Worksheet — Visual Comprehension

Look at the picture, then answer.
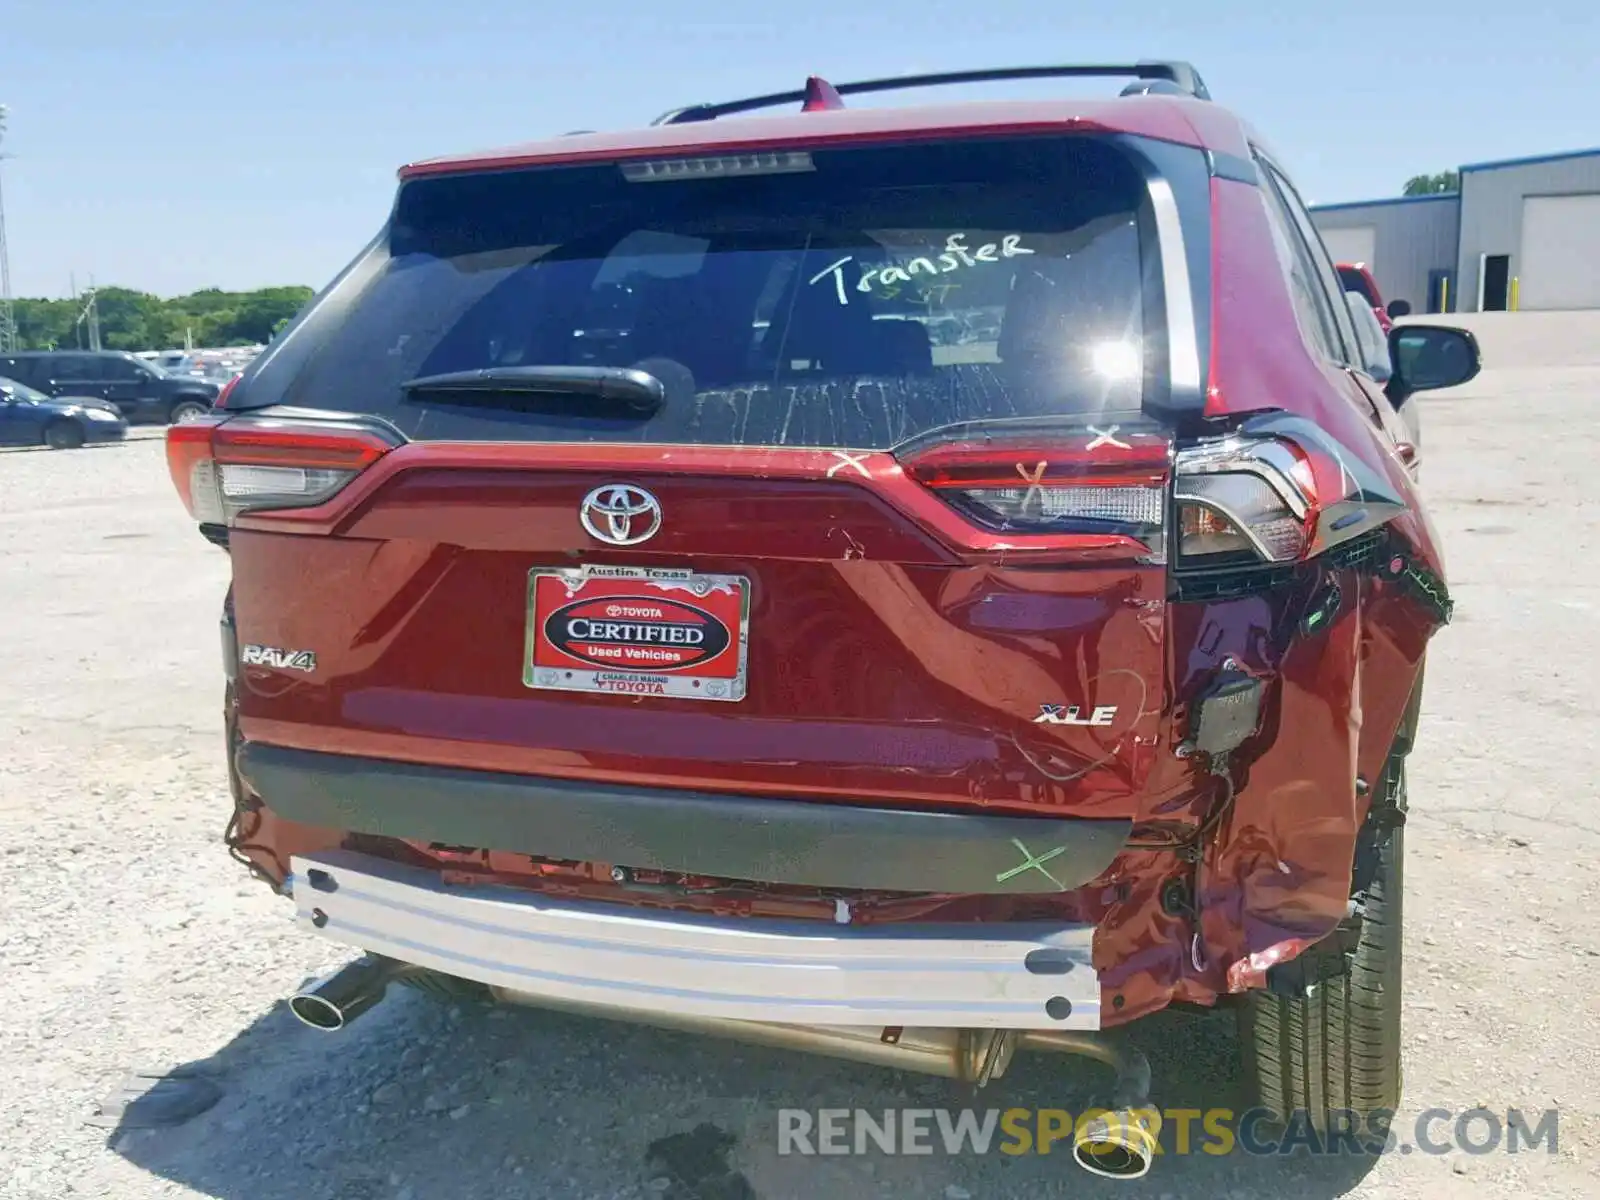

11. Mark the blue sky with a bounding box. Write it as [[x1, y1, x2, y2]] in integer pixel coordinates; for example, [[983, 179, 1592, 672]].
[[3, 0, 1595, 298]]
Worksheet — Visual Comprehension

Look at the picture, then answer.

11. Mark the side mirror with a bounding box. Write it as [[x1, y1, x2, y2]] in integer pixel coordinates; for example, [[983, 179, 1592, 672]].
[[1386, 299, 1413, 320], [1386, 324, 1481, 403]]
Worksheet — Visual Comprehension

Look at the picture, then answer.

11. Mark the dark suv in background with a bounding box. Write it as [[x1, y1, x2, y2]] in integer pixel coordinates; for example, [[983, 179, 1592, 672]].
[[0, 350, 219, 425]]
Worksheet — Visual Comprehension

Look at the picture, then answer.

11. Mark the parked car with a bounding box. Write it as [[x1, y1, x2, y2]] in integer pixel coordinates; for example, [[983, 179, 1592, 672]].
[[165, 62, 1481, 1178], [1336, 262, 1412, 332], [0, 373, 128, 448], [0, 350, 219, 425], [1340, 291, 1427, 463], [148, 351, 257, 387]]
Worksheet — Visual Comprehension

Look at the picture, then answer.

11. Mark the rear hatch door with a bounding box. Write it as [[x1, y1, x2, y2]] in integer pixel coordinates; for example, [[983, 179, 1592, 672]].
[[222, 133, 1181, 817]]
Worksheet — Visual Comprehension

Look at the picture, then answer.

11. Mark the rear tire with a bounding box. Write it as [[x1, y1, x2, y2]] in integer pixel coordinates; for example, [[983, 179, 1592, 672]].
[[44, 421, 85, 450], [168, 399, 211, 425], [1239, 771, 1405, 1132]]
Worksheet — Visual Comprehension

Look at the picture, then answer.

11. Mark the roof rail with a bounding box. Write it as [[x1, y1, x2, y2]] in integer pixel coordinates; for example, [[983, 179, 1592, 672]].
[[652, 61, 1210, 125]]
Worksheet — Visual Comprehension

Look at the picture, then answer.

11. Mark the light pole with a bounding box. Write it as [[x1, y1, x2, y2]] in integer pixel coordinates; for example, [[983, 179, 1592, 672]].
[[0, 105, 15, 352]]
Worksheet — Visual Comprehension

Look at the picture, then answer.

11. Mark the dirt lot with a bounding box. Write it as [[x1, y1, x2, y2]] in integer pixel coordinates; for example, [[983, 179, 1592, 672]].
[[3, 321, 1598, 1199]]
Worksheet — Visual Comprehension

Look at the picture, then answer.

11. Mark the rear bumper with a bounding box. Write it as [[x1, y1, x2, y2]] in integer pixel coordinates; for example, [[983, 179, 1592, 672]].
[[291, 849, 1103, 1029], [241, 743, 1132, 896]]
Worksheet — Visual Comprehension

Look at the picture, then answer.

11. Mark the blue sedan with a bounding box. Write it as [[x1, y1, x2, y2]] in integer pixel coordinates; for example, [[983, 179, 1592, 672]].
[[0, 373, 128, 449]]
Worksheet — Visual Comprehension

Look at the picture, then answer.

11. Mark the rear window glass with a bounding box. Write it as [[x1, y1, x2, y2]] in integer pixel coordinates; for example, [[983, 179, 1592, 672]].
[[1337, 265, 1378, 306], [0, 357, 39, 384], [273, 137, 1166, 448]]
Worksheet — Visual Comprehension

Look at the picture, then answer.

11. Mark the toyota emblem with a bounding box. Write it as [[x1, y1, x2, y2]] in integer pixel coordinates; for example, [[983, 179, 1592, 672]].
[[579, 484, 663, 546]]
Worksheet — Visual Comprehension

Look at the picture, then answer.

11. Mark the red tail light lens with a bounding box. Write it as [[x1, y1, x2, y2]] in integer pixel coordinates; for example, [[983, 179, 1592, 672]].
[[899, 425, 1172, 557], [166, 415, 228, 520], [165, 415, 399, 524]]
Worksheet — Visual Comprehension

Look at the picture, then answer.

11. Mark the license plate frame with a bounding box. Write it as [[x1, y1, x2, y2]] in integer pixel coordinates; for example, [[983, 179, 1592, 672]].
[[524, 565, 750, 702]]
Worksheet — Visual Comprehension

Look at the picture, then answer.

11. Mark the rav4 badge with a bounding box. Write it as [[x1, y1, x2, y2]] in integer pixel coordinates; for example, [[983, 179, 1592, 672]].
[[241, 645, 317, 673]]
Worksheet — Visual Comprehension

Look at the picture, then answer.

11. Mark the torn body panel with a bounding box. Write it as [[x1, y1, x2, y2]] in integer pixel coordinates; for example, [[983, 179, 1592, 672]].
[[1089, 543, 1440, 1020], [228, 533, 1445, 1027]]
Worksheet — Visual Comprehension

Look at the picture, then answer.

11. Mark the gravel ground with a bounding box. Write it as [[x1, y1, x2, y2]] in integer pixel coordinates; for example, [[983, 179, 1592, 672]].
[[2, 340, 1598, 1200]]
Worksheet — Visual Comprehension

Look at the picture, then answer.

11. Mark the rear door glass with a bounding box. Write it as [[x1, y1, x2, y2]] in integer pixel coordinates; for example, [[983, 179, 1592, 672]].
[[1337, 265, 1378, 307], [100, 356, 149, 383], [47, 356, 102, 383], [278, 137, 1166, 449]]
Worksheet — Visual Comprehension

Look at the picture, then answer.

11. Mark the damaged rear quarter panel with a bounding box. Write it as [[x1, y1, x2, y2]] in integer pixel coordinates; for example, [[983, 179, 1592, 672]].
[[1197, 578, 1367, 994], [1096, 559, 1438, 1022], [1096, 170, 1448, 1013], [1094, 169, 1450, 1021]]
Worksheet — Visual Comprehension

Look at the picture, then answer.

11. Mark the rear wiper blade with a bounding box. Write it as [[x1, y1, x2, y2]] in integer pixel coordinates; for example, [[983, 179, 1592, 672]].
[[401, 366, 664, 413]]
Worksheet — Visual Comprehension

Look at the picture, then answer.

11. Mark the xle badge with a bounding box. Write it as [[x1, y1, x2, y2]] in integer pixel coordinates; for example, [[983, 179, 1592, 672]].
[[1034, 704, 1117, 727]]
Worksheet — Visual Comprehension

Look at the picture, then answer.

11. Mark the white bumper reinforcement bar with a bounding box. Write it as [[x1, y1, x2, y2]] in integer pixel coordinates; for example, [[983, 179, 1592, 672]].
[[290, 850, 1103, 1030]]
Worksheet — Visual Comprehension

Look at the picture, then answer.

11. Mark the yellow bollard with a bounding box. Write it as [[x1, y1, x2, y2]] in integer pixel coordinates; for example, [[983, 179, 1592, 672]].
[[1510, 276, 1520, 311], [1440, 277, 1450, 314]]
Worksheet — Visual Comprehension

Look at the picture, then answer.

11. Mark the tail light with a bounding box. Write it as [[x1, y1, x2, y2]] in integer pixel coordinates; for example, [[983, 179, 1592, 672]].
[[898, 422, 1172, 558], [1173, 436, 1311, 564], [1172, 416, 1407, 569], [166, 414, 400, 525], [896, 414, 1406, 571]]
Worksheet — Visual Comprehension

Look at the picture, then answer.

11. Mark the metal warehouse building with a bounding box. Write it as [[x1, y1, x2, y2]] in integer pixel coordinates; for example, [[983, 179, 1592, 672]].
[[1312, 194, 1460, 315], [1310, 146, 1600, 314]]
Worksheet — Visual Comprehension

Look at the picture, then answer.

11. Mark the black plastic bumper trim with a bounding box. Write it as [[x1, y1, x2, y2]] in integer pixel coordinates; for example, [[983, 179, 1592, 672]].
[[239, 743, 1132, 896]]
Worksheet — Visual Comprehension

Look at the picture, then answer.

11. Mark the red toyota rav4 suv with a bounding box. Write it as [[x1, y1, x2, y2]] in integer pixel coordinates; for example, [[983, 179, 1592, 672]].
[[168, 63, 1479, 1178]]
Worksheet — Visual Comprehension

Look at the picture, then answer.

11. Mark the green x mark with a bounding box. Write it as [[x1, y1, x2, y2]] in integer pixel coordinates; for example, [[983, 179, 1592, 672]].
[[995, 838, 1070, 889]]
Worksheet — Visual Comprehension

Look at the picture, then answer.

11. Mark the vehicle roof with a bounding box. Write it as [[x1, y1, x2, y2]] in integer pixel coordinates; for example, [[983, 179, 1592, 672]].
[[10, 348, 127, 356], [400, 94, 1255, 180]]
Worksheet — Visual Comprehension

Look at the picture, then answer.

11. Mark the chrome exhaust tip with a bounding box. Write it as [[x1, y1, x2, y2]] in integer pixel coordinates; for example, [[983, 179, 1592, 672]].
[[287, 990, 349, 1031], [288, 954, 411, 1032], [1071, 1109, 1160, 1180], [1020, 1031, 1159, 1180]]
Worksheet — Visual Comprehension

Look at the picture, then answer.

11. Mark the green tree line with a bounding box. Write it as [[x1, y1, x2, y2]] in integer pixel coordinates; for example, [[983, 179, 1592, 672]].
[[10, 285, 315, 351], [1403, 171, 1459, 196]]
